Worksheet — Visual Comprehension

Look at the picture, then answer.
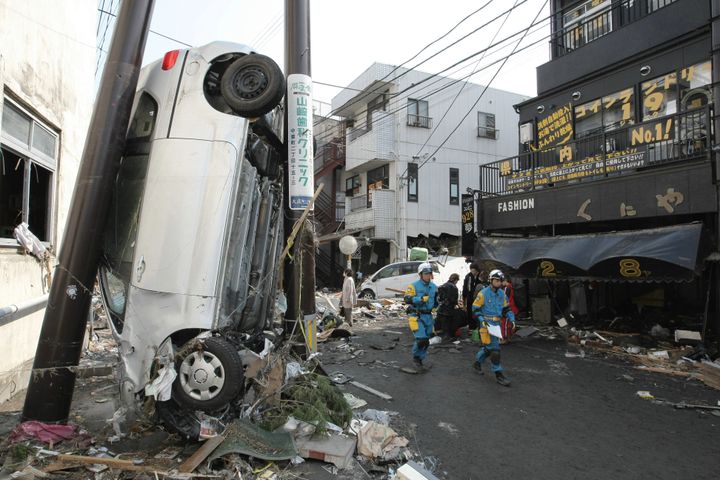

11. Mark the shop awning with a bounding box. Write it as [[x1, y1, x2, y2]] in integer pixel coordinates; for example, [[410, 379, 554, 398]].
[[475, 223, 704, 282]]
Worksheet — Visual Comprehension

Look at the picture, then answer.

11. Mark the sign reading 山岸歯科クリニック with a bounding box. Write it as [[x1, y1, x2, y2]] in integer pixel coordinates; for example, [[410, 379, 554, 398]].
[[288, 74, 314, 210]]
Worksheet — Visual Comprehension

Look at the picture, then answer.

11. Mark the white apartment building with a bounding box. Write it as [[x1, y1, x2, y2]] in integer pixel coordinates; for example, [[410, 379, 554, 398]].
[[0, 0, 95, 402], [331, 63, 527, 271]]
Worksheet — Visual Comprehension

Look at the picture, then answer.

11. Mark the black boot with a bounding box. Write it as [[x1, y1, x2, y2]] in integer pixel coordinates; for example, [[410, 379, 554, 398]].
[[473, 362, 483, 375], [413, 357, 423, 370], [495, 371, 511, 386]]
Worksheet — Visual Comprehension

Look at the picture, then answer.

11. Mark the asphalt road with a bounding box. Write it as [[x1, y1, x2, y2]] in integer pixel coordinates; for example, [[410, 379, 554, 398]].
[[1, 315, 717, 480], [318, 314, 720, 480]]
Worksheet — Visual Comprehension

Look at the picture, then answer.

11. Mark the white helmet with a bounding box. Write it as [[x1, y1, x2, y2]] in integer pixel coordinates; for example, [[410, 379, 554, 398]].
[[418, 262, 433, 274], [489, 269, 505, 281]]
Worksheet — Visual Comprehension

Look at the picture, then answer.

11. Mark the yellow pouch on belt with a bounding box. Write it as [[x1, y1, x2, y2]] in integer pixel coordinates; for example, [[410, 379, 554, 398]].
[[479, 326, 491, 345], [408, 316, 419, 332]]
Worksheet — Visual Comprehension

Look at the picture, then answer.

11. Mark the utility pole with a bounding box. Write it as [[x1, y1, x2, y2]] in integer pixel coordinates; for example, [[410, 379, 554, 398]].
[[22, 0, 155, 423], [284, 0, 317, 352]]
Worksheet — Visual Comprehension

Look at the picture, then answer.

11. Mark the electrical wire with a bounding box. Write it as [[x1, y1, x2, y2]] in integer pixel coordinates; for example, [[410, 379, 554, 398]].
[[313, 0, 532, 131], [312, 9, 551, 139], [312, 17, 550, 145], [313, 0, 600, 141], [95, 0, 116, 76], [414, 0, 549, 177], [254, 15, 284, 51], [97, 7, 193, 48], [414, 0, 522, 157]]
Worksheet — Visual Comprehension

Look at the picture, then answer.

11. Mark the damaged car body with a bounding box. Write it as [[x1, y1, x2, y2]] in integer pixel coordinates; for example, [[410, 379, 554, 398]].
[[98, 42, 286, 438]]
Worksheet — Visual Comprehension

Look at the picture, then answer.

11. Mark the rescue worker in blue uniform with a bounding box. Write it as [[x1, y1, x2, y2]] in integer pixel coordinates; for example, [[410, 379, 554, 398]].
[[404, 262, 438, 371], [472, 269, 515, 386]]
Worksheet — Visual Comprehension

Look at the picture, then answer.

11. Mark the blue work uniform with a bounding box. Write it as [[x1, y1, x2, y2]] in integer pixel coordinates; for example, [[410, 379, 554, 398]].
[[472, 285, 515, 373], [404, 279, 438, 361]]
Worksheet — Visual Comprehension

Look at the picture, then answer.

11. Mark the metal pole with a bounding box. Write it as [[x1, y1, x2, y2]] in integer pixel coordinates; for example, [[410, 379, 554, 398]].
[[284, 0, 316, 348], [22, 0, 155, 423], [712, 0, 720, 336]]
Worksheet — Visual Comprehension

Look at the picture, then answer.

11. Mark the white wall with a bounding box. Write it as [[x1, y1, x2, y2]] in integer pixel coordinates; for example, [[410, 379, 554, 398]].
[[0, 0, 95, 402], [334, 64, 527, 257]]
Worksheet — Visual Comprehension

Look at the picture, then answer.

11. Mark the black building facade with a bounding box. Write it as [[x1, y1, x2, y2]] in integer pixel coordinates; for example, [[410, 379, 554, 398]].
[[476, 0, 720, 333]]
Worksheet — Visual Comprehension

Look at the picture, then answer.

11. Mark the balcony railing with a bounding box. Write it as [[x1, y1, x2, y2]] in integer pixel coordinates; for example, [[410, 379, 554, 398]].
[[407, 114, 432, 128], [554, 0, 677, 56], [480, 107, 710, 197], [349, 194, 368, 212]]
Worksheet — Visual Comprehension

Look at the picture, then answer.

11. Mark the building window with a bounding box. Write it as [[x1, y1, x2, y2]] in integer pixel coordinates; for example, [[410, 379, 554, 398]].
[[477, 112, 497, 139], [345, 175, 361, 197], [562, 0, 613, 51], [366, 92, 388, 130], [407, 99, 430, 128], [679, 61, 712, 111], [367, 164, 389, 208], [449, 168, 459, 205], [1, 98, 58, 242], [642, 71, 678, 121], [575, 88, 635, 138], [407, 162, 418, 202]]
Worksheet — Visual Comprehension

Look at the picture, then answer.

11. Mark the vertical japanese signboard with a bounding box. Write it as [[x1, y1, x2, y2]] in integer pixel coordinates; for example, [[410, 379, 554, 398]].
[[461, 194, 475, 256], [288, 74, 314, 210]]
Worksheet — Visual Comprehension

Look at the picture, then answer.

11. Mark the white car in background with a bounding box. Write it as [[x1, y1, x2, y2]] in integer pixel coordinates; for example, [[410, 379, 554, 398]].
[[359, 257, 470, 299]]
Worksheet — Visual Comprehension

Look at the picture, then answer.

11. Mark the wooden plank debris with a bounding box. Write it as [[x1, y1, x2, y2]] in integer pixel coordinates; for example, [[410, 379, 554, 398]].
[[350, 380, 392, 401], [178, 434, 226, 473]]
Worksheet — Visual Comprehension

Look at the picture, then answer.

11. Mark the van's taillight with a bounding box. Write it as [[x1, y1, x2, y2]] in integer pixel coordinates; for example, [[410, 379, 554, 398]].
[[162, 50, 180, 70]]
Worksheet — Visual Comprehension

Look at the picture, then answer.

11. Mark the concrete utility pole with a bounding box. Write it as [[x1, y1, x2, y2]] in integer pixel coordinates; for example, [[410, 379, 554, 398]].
[[284, 0, 317, 351], [712, 0, 720, 336], [22, 0, 155, 423]]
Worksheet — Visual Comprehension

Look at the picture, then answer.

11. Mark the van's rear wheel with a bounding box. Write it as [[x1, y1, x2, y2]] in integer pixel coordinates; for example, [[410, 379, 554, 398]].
[[220, 54, 285, 118], [172, 337, 243, 411]]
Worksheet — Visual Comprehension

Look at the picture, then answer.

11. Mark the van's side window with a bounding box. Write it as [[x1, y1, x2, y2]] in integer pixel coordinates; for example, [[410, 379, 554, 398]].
[[99, 92, 158, 333], [376, 265, 400, 279]]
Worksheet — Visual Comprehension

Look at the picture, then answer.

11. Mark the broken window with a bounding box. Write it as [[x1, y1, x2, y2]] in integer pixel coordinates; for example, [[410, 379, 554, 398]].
[[0, 98, 58, 242]]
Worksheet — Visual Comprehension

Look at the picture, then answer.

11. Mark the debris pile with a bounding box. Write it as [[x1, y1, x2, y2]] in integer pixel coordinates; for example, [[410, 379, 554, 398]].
[[0, 318, 441, 479], [558, 323, 720, 391]]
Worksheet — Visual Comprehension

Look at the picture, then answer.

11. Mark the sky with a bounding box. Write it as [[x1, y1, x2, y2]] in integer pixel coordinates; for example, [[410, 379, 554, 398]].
[[97, 0, 551, 107]]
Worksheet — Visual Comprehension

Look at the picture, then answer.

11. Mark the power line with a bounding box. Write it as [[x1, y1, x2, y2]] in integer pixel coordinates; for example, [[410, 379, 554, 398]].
[[313, 7, 550, 138], [414, 0, 522, 157], [96, 0, 108, 37], [95, 0, 117, 76], [97, 7, 193, 48], [254, 15, 284, 51], [312, 0, 506, 131], [250, 12, 283, 46], [312, 16, 549, 144], [414, 0, 549, 176]]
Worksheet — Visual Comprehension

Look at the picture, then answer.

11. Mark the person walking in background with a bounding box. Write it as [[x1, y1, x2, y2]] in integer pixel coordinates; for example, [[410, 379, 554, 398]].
[[436, 273, 463, 341], [462, 263, 482, 330], [404, 262, 438, 371], [341, 268, 357, 326], [472, 269, 515, 386], [501, 274, 519, 341]]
